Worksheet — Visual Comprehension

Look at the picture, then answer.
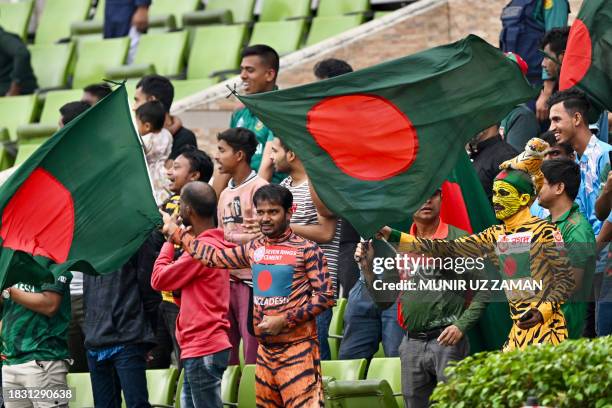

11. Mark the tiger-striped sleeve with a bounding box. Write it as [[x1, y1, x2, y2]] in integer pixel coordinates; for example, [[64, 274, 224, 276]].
[[397, 227, 498, 259], [534, 228, 575, 321], [285, 243, 335, 329], [170, 228, 252, 269]]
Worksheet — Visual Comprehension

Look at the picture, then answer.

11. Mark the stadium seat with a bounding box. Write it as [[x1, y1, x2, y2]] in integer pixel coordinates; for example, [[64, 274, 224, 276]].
[[306, 15, 364, 47], [29, 42, 75, 90], [149, 0, 201, 30], [186, 25, 247, 80], [374, 342, 385, 358], [16, 89, 82, 141], [171, 78, 219, 101], [249, 20, 306, 56], [183, 0, 255, 26], [147, 367, 179, 406], [0, 0, 34, 40], [0, 95, 38, 141], [67, 372, 95, 408], [72, 37, 129, 89], [325, 379, 399, 408], [106, 31, 188, 80], [35, 0, 91, 44], [317, 0, 370, 16], [71, 0, 105, 38], [367, 358, 403, 407], [321, 359, 367, 380], [235, 364, 256, 408], [259, 0, 310, 22], [14, 136, 49, 166], [329, 298, 347, 360], [221, 365, 241, 405], [375, 11, 393, 19]]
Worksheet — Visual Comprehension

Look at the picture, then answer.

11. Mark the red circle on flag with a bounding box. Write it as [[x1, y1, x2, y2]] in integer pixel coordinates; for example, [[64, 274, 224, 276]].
[[503, 257, 517, 277], [559, 18, 592, 90], [257, 270, 273, 292], [0, 168, 75, 263], [306, 94, 419, 181]]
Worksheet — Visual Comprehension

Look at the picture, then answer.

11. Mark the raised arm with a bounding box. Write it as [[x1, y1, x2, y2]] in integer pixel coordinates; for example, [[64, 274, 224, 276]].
[[170, 229, 252, 269], [395, 228, 497, 260]]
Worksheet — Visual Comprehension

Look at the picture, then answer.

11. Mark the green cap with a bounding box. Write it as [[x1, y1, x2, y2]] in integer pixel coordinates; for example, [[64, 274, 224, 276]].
[[494, 169, 534, 196]]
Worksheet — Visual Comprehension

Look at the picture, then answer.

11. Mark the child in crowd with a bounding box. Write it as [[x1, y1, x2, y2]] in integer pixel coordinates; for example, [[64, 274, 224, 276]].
[[135, 101, 173, 205]]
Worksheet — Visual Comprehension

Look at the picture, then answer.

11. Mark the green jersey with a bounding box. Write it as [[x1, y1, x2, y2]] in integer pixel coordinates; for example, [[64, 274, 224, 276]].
[[547, 203, 596, 338], [1, 272, 72, 364], [230, 107, 287, 183]]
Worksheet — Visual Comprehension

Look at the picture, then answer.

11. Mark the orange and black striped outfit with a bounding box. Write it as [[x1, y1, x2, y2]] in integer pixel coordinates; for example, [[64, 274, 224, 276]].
[[171, 227, 335, 407]]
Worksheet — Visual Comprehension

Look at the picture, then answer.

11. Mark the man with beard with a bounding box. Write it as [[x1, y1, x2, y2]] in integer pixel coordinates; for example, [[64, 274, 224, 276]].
[[161, 184, 334, 407]]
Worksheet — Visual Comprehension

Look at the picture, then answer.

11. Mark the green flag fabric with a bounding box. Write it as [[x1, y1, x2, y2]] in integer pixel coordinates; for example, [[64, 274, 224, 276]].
[[0, 85, 161, 288], [559, 0, 612, 111], [237, 35, 537, 237]]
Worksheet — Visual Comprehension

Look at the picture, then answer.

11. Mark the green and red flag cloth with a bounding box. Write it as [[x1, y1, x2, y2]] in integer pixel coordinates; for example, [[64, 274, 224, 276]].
[[559, 0, 612, 111], [0, 84, 161, 288], [237, 35, 537, 238]]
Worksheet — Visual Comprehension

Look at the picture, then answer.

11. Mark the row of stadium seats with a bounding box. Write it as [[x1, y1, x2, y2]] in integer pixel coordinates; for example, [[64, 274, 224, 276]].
[[67, 357, 403, 408], [0, 0, 372, 44]]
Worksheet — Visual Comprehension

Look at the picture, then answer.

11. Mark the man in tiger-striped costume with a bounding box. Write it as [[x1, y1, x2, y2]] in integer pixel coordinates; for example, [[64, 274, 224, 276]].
[[162, 184, 334, 407], [369, 169, 574, 351]]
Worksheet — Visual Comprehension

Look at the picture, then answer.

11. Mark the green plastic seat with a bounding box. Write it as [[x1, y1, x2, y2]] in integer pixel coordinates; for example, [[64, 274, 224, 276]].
[[16, 89, 82, 142], [147, 367, 180, 405], [259, 0, 310, 22], [325, 379, 399, 408], [0, 0, 34, 40], [367, 358, 403, 407], [149, 0, 200, 29], [187, 25, 247, 80], [0, 128, 14, 171], [67, 372, 95, 408], [221, 365, 241, 404], [107, 31, 188, 80], [236, 364, 256, 408], [14, 137, 48, 166], [28, 42, 75, 90], [171, 78, 219, 101], [306, 15, 364, 47], [249, 20, 305, 56], [329, 298, 347, 360], [0, 95, 38, 141], [207, 0, 255, 23], [321, 359, 367, 381], [317, 0, 370, 17], [72, 37, 129, 89], [35, 0, 91, 44]]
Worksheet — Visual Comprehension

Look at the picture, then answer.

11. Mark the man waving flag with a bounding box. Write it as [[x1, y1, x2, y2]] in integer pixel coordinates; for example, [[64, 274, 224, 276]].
[[236, 35, 537, 238], [0, 84, 161, 288]]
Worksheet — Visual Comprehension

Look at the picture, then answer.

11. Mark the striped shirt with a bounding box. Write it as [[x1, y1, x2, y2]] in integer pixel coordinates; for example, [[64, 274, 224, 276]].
[[280, 176, 340, 297], [171, 228, 335, 345]]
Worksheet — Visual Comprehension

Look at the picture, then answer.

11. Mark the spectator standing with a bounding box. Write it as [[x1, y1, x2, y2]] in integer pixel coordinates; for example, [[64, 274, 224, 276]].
[[152, 182, 233, 408], [104, 0, 150, 38], [538, 159, 596, 338], [537, 26, 570, 122], [149, 147, 214, 369], [134, 75, 198, 162], [161, 184, 335, 407], [135, 101, 172, 205], [0, 25, 37, 96], [366, 189, 486, 408], [83, 238, 162, 407], [1, 272, 73, 408], [270, 136, 339, 360], [548, 89, 612, 337], [213, 45, 283, 196], [469, 124, 519, 202], [215, 128, 268, 365]]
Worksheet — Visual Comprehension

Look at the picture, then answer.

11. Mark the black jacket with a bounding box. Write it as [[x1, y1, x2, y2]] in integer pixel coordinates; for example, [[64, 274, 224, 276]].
[[83, 233, 163, 350], [469, 135, 518, 202]]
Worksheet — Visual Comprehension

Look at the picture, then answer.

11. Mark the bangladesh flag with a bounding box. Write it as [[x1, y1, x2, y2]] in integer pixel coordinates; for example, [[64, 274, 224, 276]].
[[559, 0, 612, 111], [0, 85, 161, 288], [237, 35, 537, 238]]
